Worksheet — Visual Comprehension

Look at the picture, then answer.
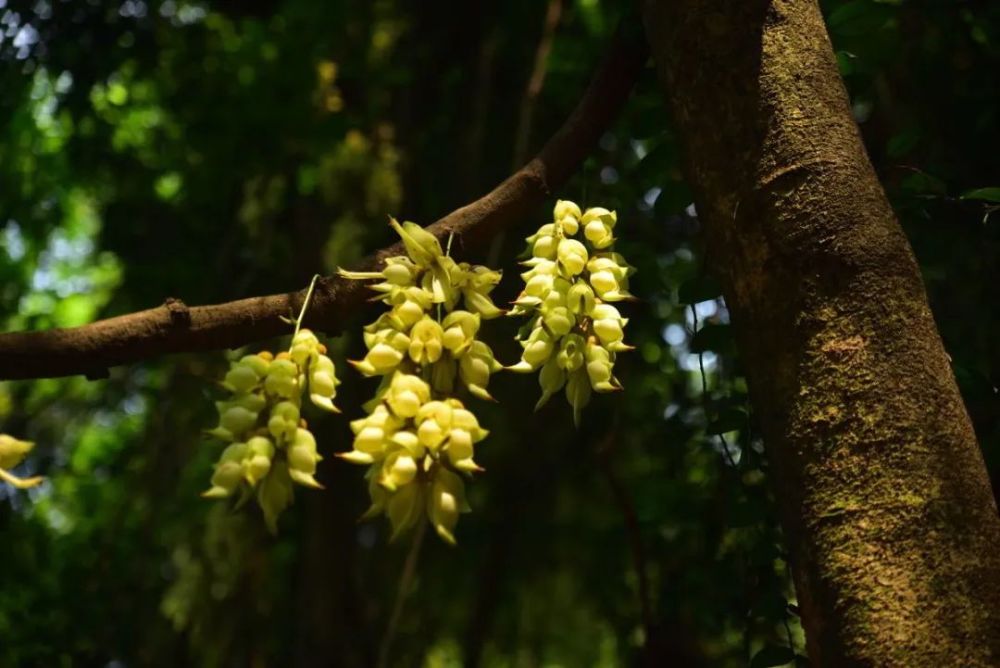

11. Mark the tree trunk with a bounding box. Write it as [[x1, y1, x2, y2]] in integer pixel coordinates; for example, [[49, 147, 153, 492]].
[[641, 1, 1000, 665]]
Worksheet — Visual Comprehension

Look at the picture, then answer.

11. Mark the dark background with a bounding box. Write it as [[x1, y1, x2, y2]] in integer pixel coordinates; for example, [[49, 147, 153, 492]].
[[1, 0, 997, 665]]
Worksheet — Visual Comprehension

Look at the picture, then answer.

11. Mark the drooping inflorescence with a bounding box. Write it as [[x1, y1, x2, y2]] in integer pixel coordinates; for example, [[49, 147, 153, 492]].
[[337, 219, 503, 543], [202, 328, 340, 532], [509, 200, 635, 425]]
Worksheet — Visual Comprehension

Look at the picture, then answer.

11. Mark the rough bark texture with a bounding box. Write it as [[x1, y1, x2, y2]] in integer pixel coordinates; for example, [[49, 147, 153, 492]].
[[642, 0, 1000, 665], [0, 25, 646, 381]]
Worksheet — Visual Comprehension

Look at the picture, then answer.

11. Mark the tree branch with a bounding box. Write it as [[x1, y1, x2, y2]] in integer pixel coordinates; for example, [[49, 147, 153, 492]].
[[0, 24, 647, 381]]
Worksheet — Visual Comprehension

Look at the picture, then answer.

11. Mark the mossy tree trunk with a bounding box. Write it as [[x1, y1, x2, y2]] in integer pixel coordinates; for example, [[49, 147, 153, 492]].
[[642, 0, 1000, 664]]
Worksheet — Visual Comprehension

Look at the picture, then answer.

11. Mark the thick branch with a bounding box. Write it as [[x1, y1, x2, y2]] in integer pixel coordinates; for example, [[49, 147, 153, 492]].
[[0, 25, 646, 381]]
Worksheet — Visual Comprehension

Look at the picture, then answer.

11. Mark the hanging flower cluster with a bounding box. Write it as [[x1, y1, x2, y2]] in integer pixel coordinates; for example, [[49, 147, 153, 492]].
[[509, 200, 635, 425], [339, 219, 504, 398], [340, 372, 488, 544], [202, 328, 340, 532], [337, 219, 502, 543]]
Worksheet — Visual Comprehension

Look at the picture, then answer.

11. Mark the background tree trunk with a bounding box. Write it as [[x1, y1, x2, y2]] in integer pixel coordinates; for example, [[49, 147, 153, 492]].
[[642, 0, 1000, 664]]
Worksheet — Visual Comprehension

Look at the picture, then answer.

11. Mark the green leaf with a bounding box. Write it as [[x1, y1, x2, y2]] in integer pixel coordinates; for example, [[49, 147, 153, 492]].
[[835, 50, 855, 76], [750, 644, 796, 668], [960, 187, 1000, 203]]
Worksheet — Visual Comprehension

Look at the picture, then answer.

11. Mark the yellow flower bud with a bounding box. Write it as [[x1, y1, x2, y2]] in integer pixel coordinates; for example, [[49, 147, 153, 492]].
[[290, 328, 321, 367], [202, 442, 248, 498], [241, 353, 271, 377], [383, 257, 417, 285], [445, 427, 474, 463], [288, 428, 323, 488], [362, 312, 407, 347], [591, 304, 629, 349], [219, 405, 258, 438], [554, 199, 582, 222], [522, 326, 555, 368], [566, 367, 592, 428], [543, 277, 571, 311], [221, 392, 268, 414], [535, 357, 567, 410], [533, 234, 557, 259], [387, 481, 424, 541], [459, 340, 501, 400], [390, 218, 442, 267], [466, 264, 502, 291], [589, 269, 619, 297], [427, 467, 468, 545], [386, 373, 430, 418], [409, 316, 445, 365], [257, 460, 294, 533], [338, 449, 376, 465], [0, 434, 35, 470], [584, 220, 615, 249], [247, 435, 275, 458], [557, 238, 588, 276], [441, 310, 480, 355], [567, 280, 596, 316], [523, 273, 554, 299], [585, 339, 620, 392], [543, 306, 573, 337], [380, 449, 418, 491], [244, 455, 272, 485], [581, 207, 616, 227], [0, 434, 43, 489], [354, 426, 387, 457], [558, 216, 579, 236], [225, 362, 260, 393], [390, 429, 425, 459], [423, 256, 460, 308], [267, 401, 299, 442], [309, 354, 340, 413], [556, 333, 585, 372], [264, 358, 300, 398], [451, 403, 488, 437], [203, 460, 243, 498], [463, 287, 505, 319], [352, 342, 404, 376]]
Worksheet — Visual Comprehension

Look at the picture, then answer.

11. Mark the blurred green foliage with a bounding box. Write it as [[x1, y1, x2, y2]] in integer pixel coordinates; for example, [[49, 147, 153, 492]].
[[0, 0, 997, 666]]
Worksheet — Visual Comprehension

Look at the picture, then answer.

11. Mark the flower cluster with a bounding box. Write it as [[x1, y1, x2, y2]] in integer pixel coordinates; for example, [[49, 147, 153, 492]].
[[509, 200, 635, 425], [339, 372, 486, 544], [340, 219, 504, 399], [202, 329, 340, 532], [0, 434, 43, 489], [338, 218, 500, 543]]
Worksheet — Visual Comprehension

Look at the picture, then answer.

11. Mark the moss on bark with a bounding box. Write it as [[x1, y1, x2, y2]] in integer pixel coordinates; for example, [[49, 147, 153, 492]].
[[642, 0, 1000, 664]]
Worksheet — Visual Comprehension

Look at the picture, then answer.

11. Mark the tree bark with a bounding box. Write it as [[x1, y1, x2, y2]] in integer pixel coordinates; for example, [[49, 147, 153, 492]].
[[642, 1, 1000, 665]]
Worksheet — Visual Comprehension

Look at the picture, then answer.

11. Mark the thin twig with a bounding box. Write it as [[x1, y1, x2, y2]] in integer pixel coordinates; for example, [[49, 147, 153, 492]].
[[689, 303, 737, 468], [290, 274, 321, 345], [378, 520, 428, 668]]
